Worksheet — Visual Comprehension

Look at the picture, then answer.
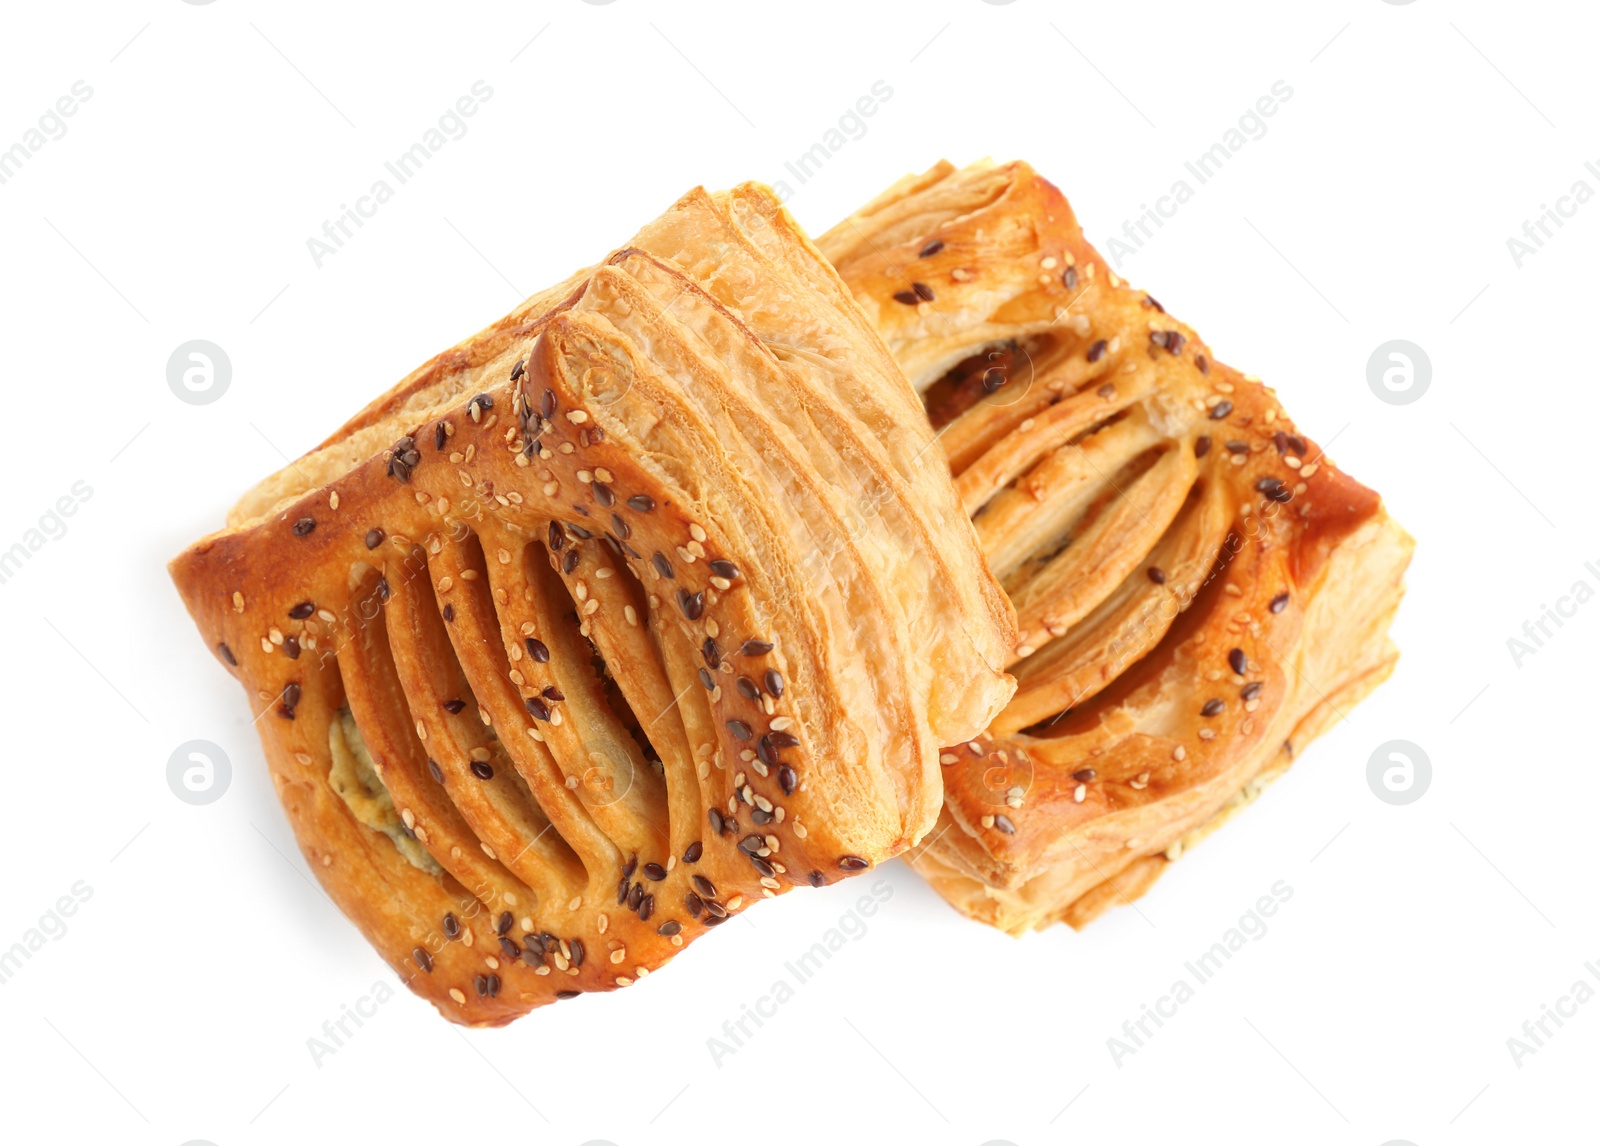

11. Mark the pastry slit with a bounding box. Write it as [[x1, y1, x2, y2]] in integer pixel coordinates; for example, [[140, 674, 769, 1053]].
[[336, 566, 543, 922], [431, 522, 623, 887]]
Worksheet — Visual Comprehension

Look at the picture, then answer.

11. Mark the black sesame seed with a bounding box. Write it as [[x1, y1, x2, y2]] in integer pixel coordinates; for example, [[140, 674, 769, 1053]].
[[1063, 266, 1079, 290], [542, 685, 564, 702], [748, 854, 775, 878], [739, 639, 773, 657], [1086, 338, 1108, 363], [698, 668, 715, 691], [693, 874, 717, 898], [1272, 431, 1289, 455], [1201, 698, 1225, 717], [547, 522, 566, 551], [217, 642, 237, 667], [521, 945, 544, 968], [685, 892, 704, 917], [651, 552, 674, 580], [413, 947, 433, 973], [283, 682, 301, 708], [540, 389, 556, 418], [778, 764, 798, 795], [763, 669, 784, 698], [375, 577, 390, 601], [1241, 681, 1263, 701], [499, 937, 520, 960], [1228, 648, 1247, 675], [474, 974, 488, 997], [610, 513, 629, 540], [555, 989, 580, 1000], [638, 894, 654, 922], [643, 862, 666, 881], [443, 699, 466, 714], [509, 358, 525, 382], [1196, 353, 1210, 374], [1147, 566, 1166, 585], [808, 870, 826, 887], [525, 637, 550, 662], [525, 696, 550, 721], [1269, 591, 1290, 614], [442, 603, 455, 623], [366, 528, 384, 550], [1226, 440, 1250, 455], [994, 814, 1016, 835], [838, 855, 869, 872], [486, 973, 500, 997], [428, 758, 444, 783], [627, 494, 655, 512], [912, 281, 935, 301], [756, 735, 778, 767], [443, 912, 460, 938], [708, 558, 738, 580], [677, 589, 705, 620], [750, 807, 772, 825], [683, 841, 703, 864], [736, 676, 760, 700], [1194, 435, 1212, 458], [292, 517, 316, 536], [726, 720, 752, 741], [1209, 401, 1233, 420], [628, 882, 644, 910], [769, 731, 800, 748], [470, 760, 494, 780], [702, 899, 728, 920], [658, 920, 681, 937], [570, 938, 585, 967], [918, 239, 944, 258], [593, 483, 615, 509], [616, 877, 630, 905], [283, 636, 301, 659], [702, 637, 721, 669], [289, 601, 315, 620], [567, 522, 591, 540], [562, 549, 579, 574], [893, 289, 919, 305], [707, 809, 724, 836]]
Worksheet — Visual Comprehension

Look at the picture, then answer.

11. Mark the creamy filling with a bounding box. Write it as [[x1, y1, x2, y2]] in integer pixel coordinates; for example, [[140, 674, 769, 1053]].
[[328, 709, 442, 875]]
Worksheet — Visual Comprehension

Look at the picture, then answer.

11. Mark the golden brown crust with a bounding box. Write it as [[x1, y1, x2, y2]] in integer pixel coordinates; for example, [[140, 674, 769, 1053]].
[[821, 161, 1413, 934], [169, 183, 1014, 1022]]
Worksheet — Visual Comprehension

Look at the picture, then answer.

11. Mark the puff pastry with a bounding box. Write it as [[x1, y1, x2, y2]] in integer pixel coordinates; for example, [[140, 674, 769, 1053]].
[[820, 160, 1412, 934], [170, 183, 1014, 1023]]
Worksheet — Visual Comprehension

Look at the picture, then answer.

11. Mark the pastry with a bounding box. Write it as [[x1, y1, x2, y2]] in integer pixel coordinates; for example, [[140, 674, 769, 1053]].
[[820, 160, 1412, 934], [169, 183, 1015, 1023]]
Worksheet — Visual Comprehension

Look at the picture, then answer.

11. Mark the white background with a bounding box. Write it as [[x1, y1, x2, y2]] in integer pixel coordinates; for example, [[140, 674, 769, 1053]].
[[1, 2, 1594, 1143]]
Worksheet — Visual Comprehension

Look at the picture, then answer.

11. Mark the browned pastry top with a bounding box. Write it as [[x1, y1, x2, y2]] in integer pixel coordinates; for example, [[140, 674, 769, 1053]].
[[821, 161, 1411, 931], [170, 182, 1015, 1021]]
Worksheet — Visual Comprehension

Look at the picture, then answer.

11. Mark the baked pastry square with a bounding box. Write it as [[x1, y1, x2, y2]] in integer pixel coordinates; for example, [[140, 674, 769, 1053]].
[[170, 183, 1014, 1023], [820, 160, 1412, 934]]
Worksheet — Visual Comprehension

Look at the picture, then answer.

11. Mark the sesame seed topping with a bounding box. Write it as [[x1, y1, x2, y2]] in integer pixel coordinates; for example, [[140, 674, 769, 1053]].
[[1201, 698, 1225, 717], [739, 639, 773, 656], [292, 517, 316, 536], [525, 637, 550, 662], [1073, 768, 1097, 782], [838, 855, 869, 872], [1228, 648, 1247, 675], [1194, 435, 1212, 458], [1270, 591, 1290, 613], [1241, 681, 1263, 701], [1209, 401, 1233, 420], [893, 289, 919, 305], [918, 239, 944, 258], [1146, 566, 1166, 585], [470, 760, 494, 780]]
